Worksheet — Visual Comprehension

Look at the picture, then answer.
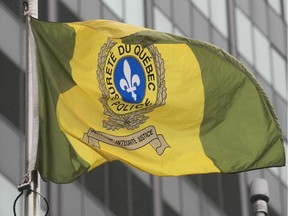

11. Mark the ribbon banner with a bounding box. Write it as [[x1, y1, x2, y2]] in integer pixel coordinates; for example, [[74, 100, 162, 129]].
[[82, 126, 170, 155]]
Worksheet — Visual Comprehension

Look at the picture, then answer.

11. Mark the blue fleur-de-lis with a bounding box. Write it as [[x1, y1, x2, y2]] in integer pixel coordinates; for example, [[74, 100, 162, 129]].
[[120, 60, 140, 101]]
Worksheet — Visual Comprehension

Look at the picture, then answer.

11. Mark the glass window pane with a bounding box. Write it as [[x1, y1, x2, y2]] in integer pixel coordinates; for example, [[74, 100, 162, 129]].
[[162, 177, 181, 213], [108, 162, 129, 216], [61, 183, 82, 216], [182, 179, 202, 216], [0, 6, 22, 68], [131, 172, 153, 216], [84, 195, 106, 216], [0, 51, 25, 130], [125, 0, 144, 26], [191, 0, 209, 17], [154, 7, 173, 33], [192, 7, 210, 42], [174, 27, 185, 37], [59, 1, 78, 22], [235, 0, 251, 16], [83, 165, 106, 204], [236, 8, 253, 64], [268, 8, 286, 56], [222, 174, 242, 216], [155, 0, 171, 18], [128, 166, 151, 186], [1, 0, 21, 17], [80, 1, 101, 20], [274, 95, 287, 139], [253, 27, 272, 83], [201, 174, 220, 206], [284, 0, 287, 23], [102, 4, 119, 21], [212, 27, 228, 51], [172, 0, 190, 36], [281, 142, 287, 185], [61, 0, 78, 16], [268, 0, 282, 14], [202, 202, 223, 216], [102, 0, 124, 19], [0, 118, 21, 182], [162, 202, 180, 216], [271, 49, 287, 100], [252, 0, 268, 35], [0, 173, 23, 216], [210, 0, 228, 37]]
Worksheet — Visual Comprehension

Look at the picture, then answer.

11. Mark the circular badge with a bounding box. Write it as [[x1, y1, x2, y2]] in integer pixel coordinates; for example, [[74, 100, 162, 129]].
[[97, 39, 166, 130]]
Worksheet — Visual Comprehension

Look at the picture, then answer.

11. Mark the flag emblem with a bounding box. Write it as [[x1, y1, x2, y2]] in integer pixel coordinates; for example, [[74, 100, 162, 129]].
[[30, 18, 285, 183], [97, 39, 167, 130], [116, 57, 144, 103]]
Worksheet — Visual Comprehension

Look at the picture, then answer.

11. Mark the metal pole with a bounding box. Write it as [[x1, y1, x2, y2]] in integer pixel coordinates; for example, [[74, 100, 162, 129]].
[[250, 178, 269, 216], [25, 0, 39, 215]]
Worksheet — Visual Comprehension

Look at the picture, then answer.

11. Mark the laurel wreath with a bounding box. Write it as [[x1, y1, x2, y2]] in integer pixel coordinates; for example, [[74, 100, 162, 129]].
[[97, 38, 166, 131]]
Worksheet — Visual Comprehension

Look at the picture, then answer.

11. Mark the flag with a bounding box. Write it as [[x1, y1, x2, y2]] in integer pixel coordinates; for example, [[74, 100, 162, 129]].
[[30, 18, 285, 183]]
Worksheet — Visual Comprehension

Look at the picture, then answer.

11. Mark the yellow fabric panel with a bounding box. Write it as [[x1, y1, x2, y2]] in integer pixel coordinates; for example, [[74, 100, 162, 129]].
[[57, 22, 220, 175]]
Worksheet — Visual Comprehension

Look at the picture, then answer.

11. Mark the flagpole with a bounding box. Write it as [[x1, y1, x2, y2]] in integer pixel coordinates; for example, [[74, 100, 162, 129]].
[[24, 0, 39, 215]]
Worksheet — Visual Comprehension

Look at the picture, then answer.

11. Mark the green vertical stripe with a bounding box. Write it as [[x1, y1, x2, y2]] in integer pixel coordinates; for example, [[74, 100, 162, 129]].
[[123, 30, 285, 172], [190, 43, 285, 172], [31, 18, 89, 183]]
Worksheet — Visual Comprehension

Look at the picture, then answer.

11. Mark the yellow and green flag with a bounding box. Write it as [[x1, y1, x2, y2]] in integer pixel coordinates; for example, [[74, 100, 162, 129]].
[[30, 18, 285, 183]]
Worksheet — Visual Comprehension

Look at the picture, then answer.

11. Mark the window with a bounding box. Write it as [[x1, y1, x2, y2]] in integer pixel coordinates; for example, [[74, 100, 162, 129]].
[[236, 8, 253, 64], [191, 0, 209, 17], [253, 27, 271, 84], [235, 0, 251, 17], [79, 1, 101, 20], [252, 0, 268, 35], [271, 49, 287, 100], [281, 143, 287, 184], [154, 7, 173, 33], [192, 7, 210, 42], [267, 0, 282, 15], [172, 0, 191, 36], [0, 6, 23, 68], [182, 179, 202, 216], [102, 0, 124, 19], [61, 0, 78, 17], [174, 27, 185, 36], [102, 0, 144, 26], [0, 173, 23, 216], [210, 0, 228, 37], [268, 7, 286, 56], [192, 0, 228, 38], [162, 177, 181, 213], [124, 0, 144, 26]]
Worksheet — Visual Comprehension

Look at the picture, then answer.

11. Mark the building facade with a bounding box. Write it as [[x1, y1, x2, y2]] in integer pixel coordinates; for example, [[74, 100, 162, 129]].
[[0, 0, 287, 215]]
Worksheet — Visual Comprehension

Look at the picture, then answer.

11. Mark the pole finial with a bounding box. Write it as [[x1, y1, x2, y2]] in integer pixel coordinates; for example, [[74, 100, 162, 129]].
[[23, 1, 30, 16], [250, 178, 269, 216], [23, 0, 38, 18]]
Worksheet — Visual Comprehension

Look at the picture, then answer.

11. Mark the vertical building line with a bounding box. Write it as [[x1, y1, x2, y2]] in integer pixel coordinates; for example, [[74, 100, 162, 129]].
[[144, 0, 154, 29], [127, 170, 133, 216], [48, 0, 58, 21], [226, 0, 237, 56], [152, 176, 163, 216]]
